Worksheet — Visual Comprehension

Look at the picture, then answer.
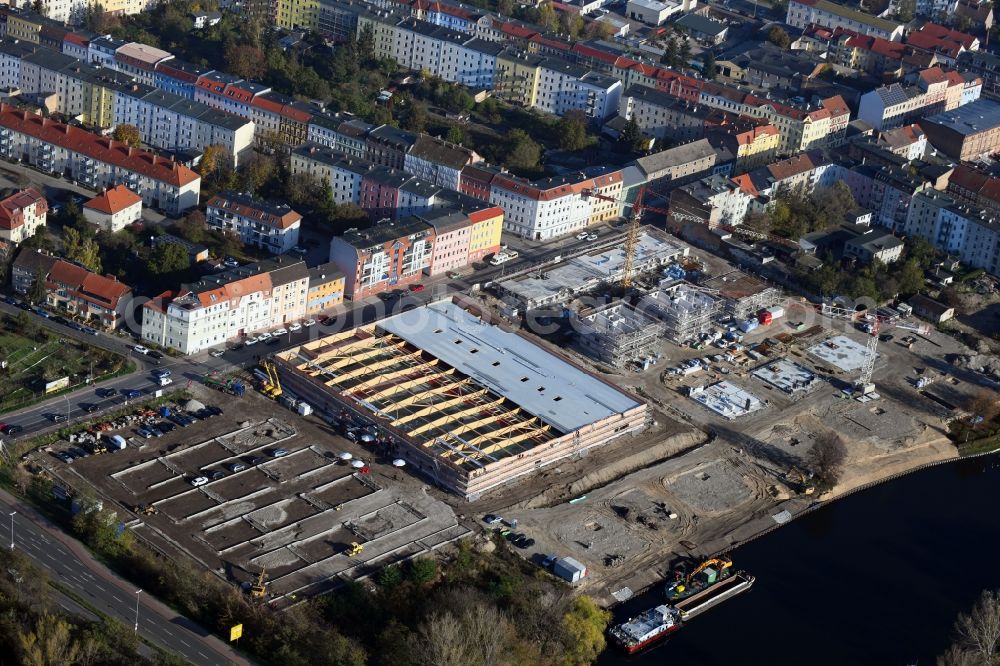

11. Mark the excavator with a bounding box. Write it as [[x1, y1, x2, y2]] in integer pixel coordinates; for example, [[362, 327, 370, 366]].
[[785, 466, 816, 495], [345, 542, 364, 557], [665, 556, 734, 600], [249, 567, 268, 600]]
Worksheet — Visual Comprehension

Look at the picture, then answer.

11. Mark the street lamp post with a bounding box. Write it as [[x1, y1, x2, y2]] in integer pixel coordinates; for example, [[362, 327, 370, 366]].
[[134, 589, 142, 632], [8, 511, 15, 550]]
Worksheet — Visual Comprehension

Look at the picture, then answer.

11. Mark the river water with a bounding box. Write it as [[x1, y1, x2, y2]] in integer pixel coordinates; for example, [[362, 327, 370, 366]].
[[598, 456, 1000, 666]]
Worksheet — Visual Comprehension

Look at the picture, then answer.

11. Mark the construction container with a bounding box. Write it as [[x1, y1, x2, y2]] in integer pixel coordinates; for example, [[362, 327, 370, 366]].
[[107, 435, 127, 450], [758, 310, 772, 326], [767, 305, 785, 320], [739, 319, 759, 333], [700, 566, 718, 584], [553, 557, 587, 583], [297, 402, 313, 416]]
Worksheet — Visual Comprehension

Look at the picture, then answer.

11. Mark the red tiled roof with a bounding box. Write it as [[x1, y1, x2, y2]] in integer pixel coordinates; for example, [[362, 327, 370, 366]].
[[907, 23, 976, 58], [821, 95, 850, 118], [732, 173, 759, 197], [251, 95, 313, 123], [63, 32, 88, 47], [0, 187, 45, 231], [47, 260, 88, 289], [84, 185, 142, 215], [499, 22, 538, 39], [919, 65, 948, 85], [77, 272, 130, 307], [206, 193, 301, 230], [0, 105, 199, 187], [467, 206, 504, 223]]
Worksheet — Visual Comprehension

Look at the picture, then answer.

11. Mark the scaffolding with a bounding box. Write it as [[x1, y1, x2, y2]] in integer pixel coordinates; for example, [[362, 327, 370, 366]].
[[575, 301, 665, 369], [701, 270, 780, 320], [639, 281, 721, 343]]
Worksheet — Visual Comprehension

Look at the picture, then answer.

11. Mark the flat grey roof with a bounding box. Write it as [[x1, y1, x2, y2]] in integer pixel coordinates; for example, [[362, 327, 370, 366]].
[[922, 99, 1000, 136], [376, 301, 642, 433]]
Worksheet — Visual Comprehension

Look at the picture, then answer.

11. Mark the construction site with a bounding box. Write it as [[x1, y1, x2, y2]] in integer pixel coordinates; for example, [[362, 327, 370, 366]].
[[574, 302, 664, 369], [457, 212, 992, 607], [272, 299, 650, 501]]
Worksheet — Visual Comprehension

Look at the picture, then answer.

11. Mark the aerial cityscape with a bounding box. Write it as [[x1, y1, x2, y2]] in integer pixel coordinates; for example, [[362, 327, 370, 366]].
[[0, 0, 997, 662]]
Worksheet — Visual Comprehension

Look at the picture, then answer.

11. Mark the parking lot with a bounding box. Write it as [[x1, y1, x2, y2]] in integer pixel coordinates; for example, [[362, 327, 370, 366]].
[[39, 386, 470, 603]]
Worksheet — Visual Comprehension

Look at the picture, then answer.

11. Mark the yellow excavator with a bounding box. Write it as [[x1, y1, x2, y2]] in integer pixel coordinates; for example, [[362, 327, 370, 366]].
[[786, 466, 816, 495], [665, 556, 734, 600], [258, 360, 282, 399], [345, 542, 363, 557], [249, 568, 268, 600]]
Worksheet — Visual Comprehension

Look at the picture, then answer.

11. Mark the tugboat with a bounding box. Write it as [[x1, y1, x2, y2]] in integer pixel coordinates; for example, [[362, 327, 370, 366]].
[[664, 556, 733, 601], [608, 604, 682, 654]]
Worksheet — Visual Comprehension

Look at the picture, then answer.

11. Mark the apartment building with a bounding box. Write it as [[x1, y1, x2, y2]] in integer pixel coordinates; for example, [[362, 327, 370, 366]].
[[489, 168, 623, 240], [906, 22, 978, 65], [947, 164, 1000, 214], [141, 259, 311, 353], [114, 42, 174, 86], [306, 112, 373, 157], [82, 185, 142, 232], [858, 67, 980, 130], [329, 218, 435, 299], [618, 85, 715, 143], [708, 121, 781, 173], [698, 82, 849, 153], [305, 262, 346, 315], [0, 188, 46, 244], [0, 105, 200, 214], [670, 174, 754, 227], [13, 249, 132, 329], [918, 99, 1000, 161], [152, 59, 215, 99], [403, 135, 483, 190], [786, 0, 905, 41], [206, 191, 303, 254], [630, 138, 719, 189], [905, 191, 1000, 275], [827, 28, 907, 79], [291, 143, 375, 204]]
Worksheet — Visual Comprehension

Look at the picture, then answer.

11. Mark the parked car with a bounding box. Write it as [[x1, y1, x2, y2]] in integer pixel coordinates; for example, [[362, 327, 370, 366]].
[[248, 456, 265, 466], [228, 462, 246, 473], [57, 452, 74, 464], [148, 350, 164, 360], [123, 389, 142, 400], [265, 337, 281, 346], [189, 476, 209, 487], [223, 257, 239, 268], [446, 271, 461, 280], [209, 349, 225, 357], [210, 470, 226, 481], [483, 514, 503, 525], [288, 322, 302, 332], [152, 368, 171, 378], [303, 319, 316, 327], [258, 332, 272, 341], [133, 345, 149, 355], [409, 283, 425, 293], [586, 233, 598, 241], [2, 295, 17, 305], [515, 536, 535, 549], [541, 554, 557, 569], [245, 336, 259, 346], [268, 448, 289, 458], [273, 327, 288, 336]]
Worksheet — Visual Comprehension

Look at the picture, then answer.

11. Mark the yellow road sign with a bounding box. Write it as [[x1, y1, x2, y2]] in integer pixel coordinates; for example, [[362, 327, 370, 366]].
[[230, 624, 243, 641]]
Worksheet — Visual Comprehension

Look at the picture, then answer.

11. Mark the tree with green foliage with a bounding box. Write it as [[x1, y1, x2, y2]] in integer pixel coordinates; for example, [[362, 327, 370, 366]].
[[446, 125, 469, 145], [768, 26, 791, 48], [409, 557, 438, 584], [561, 596, 611, 666], [498, 0, 513, 14], [556, 111, 591, 151], [174, 210, 207, 244], [620, 116, 645, 152], [678, 37, 692, 66], [378, 564, 404, 588], [896, 258, 925, 296], [148, 242, 190, 275], [662, 36, 678, 66], [503, 129, 542, 171], [27, 275, 46, 305], [402, 99, 428, 133], [112, 123, 142, 147], [701, 51, 717, 80], [536, 1, 557, 31]]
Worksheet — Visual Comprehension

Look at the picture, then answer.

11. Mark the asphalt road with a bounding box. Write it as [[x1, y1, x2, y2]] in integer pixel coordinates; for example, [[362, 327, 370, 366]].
[[0, 490, 249, 666]]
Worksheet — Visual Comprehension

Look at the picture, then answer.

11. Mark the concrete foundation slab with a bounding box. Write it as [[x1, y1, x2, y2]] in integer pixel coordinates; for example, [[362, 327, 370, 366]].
[[689, 381, 765, 419], [752, 358, 821, 394], [808, 335, 872, 372]]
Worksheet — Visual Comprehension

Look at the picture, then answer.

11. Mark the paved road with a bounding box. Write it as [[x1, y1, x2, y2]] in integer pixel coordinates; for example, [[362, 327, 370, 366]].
[[0, 490, 249, 665]]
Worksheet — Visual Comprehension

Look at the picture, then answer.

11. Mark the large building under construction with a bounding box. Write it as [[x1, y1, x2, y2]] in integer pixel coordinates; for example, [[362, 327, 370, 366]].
[[273, 300, 648, 500], [701, 270, 781, 320], [575, 302, 664, 369], [639, 281, 721, 343]]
